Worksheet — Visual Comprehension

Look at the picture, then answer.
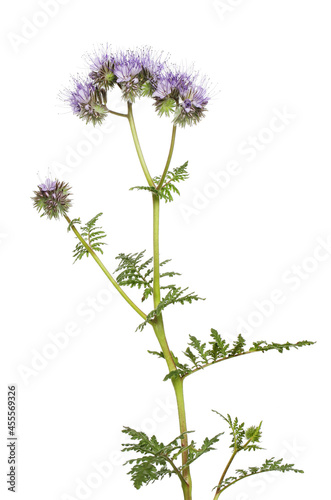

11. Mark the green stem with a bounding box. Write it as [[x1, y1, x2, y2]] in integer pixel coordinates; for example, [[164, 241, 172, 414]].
[[157, 125, 177, 189], [107, 109, 128, 118], [213, 438, 252, 499], [213, 469, 273, 496], [127, 114, 192, 499], [213, 448, 238, 500], [64, 215, 147, 321], [153, 194, 161, 308], [162, 454, 188, 489], [127, 102, 155, 187], [183, 349, 261, 380], [152, 317, 192, 500], [152, 194, 192, 500]]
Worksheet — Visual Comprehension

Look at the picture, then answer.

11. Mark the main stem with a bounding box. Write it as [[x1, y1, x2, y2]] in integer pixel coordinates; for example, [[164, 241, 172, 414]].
[[126, 106, 192, 499], [152, 195, 192, 500]]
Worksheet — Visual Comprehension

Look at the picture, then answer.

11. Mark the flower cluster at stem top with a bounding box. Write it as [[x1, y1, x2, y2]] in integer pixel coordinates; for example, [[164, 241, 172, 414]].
[[62, 46, 211, 127]]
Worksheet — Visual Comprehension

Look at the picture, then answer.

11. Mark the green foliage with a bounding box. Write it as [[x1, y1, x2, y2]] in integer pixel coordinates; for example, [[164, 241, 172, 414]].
[[72, 213, 107, 263], [122, 426, 221, 490], [114, 250, 181, 302], [114, 249, 203, 329], [122, 427, 188, 489], [248, 339, 314, 353], [136, 287, 204, 332], [215, 458, 303, 494], [67, 217, 81, 232], [130, 161, 189, 202], [160, 329, 315, 381], [184, 434, 223, 468], [213, 412, 263, 452], [115, 251, 154, 302], [212, 412, 303, 496], [147, 350, 165, 359], [163, 352, 191, 381], [122, 413, 305, 494]]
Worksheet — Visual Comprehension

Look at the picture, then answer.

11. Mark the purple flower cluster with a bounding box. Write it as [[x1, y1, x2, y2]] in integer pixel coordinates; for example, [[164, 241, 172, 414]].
[[32, 179, 72, 220], [112, 50, 143, 102], [152, 69, 210, 127], [64, 46, 211, 127], [62, 77, 108, 126]]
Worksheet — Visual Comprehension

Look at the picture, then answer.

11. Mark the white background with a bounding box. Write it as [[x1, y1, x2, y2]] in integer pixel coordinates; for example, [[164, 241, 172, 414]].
[[1, 1, 330, 499]]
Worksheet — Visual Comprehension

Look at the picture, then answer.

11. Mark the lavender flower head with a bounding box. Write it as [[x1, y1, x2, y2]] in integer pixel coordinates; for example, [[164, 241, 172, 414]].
[[62, 77, 108, 126], [153, 68, 211, 127], [32, 179, 72, 220], [87, 45, 116, 90], [112, 50, 143, 102], [64, 45, 211, 127], [138, 47, 168, 95]]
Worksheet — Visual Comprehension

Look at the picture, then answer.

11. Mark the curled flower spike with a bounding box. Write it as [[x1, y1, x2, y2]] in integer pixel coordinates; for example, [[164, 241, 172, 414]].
[[62, 78, 108, 126], [138, 47, 168, 96], [88, 45, 116, 90], [112, 50, 143, 102], [153, 69, 211, 127], [32, 179, 72, 220]]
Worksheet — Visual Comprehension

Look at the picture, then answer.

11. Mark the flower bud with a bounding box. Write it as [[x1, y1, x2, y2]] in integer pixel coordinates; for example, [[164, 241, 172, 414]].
[[32, 179, 72, 220]]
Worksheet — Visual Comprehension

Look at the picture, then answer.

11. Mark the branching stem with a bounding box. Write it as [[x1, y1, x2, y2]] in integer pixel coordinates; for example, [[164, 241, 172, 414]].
[[161, 454, 188, 488], [107, 109, 128, 118], [183, 349, 259, 380], [213, 437, 253, 499], [127, 105, 192, 500], [157, 125, 177, 189], [127, 102, 155, 187], [64, 215, 147, 321]]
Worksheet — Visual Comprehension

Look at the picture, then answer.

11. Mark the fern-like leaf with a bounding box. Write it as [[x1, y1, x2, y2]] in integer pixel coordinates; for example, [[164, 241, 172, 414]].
[[213, 458, 303, 495], [212, 412, 303, 496], [130, 161, 189, 203], [122, 426, 222, 490], [67, 217, 81, 232], [122, 427, 189, 489], [159, 329, 315, 380], [136, 287, 204, 332], [115, 251, 154, 301], [72, 213, 107, 263], [184, 434, 223, 468]]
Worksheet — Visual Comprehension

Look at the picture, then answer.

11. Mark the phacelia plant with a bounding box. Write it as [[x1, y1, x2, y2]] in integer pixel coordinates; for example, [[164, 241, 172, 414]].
[[33, 45, 314, 500]]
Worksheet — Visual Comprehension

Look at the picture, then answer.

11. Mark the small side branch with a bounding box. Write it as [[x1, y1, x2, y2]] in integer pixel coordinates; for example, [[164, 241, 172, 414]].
[[162, 454, 189, 488], [157, 125, 177, 189], [127, 102, 155, 187], [107, 109, 128, 118], [64, 215, 147, 321]]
